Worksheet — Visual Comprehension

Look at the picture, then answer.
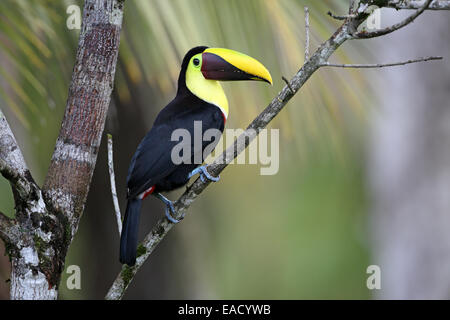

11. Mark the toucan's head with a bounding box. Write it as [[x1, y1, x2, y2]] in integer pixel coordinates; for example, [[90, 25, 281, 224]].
[[177, 46, 272, 118], [179, 46, 272, 88]]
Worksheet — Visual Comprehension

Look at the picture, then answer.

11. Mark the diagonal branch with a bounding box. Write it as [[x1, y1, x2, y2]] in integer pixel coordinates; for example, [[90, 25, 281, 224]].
[[354, 0, 432, 38]]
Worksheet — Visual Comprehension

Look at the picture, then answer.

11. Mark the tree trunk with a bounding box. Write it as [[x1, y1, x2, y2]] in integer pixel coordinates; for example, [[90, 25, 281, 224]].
[[5, 0, 124, 300]]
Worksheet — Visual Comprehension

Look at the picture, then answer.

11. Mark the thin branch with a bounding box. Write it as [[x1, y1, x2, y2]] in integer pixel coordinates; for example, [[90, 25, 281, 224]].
[[354, 0, 433, 38], [328, 11, 357, 20], [387, 0, 450, 10], [282, 76, 294, 93], [107, 134, 122, 235], [321, 56, 442, 68], [304, 7, 310, 60], [105, 19, 354, 300]]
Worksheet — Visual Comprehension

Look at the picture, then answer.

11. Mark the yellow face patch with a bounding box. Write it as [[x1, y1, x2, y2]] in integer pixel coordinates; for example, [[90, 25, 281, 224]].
[[185, 53, 229, 119]]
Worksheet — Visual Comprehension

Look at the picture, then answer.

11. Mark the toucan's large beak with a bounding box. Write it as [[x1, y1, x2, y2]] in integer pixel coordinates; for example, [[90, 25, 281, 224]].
[[201, 48, 273, 85]]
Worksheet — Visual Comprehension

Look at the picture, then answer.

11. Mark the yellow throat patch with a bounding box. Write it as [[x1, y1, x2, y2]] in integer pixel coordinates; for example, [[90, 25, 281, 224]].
[[185, 53, 229, 119]]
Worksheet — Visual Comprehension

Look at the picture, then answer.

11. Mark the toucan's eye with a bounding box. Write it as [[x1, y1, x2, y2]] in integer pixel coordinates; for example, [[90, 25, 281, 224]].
[[193, 58, 200, 67]]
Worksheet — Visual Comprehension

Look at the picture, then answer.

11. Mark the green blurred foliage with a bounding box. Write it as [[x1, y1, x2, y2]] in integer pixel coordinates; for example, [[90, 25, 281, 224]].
[[0, 0, 374, 299]]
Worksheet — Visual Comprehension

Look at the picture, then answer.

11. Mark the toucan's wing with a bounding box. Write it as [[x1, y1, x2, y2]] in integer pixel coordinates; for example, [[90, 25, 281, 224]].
[[126, 97, 224, 199], [126, 121, 179, 198]]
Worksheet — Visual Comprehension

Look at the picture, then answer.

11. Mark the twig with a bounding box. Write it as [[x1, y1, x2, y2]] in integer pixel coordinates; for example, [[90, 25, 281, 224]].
[[304, 7, 310, 60], [321, 56, 442, 68], [387, 0, 450, 10], [282, 76, 294, 94], [354, 0, 432, 38], [107, 134, 122, 235], [328, 11, 357, 20]]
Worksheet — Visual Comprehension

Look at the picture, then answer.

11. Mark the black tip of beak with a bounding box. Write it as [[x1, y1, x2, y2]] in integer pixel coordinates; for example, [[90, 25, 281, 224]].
[[260, 78, 272, 85]]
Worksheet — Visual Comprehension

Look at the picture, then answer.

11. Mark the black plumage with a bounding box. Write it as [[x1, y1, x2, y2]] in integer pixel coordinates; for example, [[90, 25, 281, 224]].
[[120, 47, 224, 265], [126, 94, 224, 197]]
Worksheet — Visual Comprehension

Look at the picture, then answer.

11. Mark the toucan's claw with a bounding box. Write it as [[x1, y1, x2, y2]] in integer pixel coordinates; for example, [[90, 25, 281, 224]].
[[154, 193, 183, 224], [189, 165, 220, 182], [200, 166, 220, 182], [165, 204, 183, 224]]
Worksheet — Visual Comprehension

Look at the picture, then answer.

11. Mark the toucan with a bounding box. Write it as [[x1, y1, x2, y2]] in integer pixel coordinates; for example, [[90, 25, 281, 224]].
[[120, 46, 272, 266]]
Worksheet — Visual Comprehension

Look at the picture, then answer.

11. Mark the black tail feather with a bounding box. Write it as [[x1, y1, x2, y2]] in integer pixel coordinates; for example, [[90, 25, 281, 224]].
[[120, 198, 142, 266]]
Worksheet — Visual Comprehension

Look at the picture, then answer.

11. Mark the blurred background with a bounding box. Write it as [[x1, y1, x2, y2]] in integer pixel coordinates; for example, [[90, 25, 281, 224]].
[[0, 0, 448, 299]]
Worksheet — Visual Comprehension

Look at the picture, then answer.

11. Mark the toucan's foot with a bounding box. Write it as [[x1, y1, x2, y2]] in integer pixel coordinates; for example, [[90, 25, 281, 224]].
[[154, 193, 183, 224], [165, 202, 182, 224], [188, 165, 220, 183]]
